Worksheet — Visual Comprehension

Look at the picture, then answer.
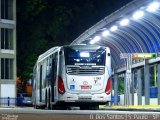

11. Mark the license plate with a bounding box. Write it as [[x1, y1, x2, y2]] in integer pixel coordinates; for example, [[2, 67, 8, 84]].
[[81, 85, 92, 89], [78, 96, 92, 100]]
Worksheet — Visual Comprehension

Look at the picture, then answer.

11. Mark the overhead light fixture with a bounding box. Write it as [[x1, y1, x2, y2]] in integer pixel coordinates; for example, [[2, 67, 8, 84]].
[[147, 2, 160, 12], [120, 19, 129, 26], [90, 40, 95, 44], [102, 30, 110, 37], [133, 10, 144, 20], [93, 36, 101, 41], [110, 25, 118, 32], [80, 52, 90, 57], [89, 36, 101, 44]]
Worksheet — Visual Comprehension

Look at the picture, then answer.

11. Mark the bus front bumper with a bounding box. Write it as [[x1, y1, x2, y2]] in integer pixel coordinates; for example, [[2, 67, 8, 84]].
[[58, 92, 111, 103]]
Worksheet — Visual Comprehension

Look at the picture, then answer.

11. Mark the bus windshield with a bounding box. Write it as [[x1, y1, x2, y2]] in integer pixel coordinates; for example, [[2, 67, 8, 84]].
[[64, 46, 106, 66]]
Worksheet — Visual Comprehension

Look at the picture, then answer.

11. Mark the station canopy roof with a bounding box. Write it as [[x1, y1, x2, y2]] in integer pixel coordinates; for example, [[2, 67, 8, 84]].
[[71, 0, 160, 69]]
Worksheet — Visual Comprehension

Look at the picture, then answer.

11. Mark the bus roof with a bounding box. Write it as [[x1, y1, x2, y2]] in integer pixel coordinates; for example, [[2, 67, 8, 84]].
[[38, 46, 60, 63], [63, 44, 108, 50], [35, 44, 109, 66]]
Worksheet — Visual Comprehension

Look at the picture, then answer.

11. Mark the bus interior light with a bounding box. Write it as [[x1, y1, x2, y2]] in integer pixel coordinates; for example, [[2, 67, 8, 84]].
[[80, 52, 90, 57]]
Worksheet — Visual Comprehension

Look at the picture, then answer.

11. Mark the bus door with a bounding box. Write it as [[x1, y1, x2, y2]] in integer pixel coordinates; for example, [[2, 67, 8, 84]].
[[51, 53, 58, 102]]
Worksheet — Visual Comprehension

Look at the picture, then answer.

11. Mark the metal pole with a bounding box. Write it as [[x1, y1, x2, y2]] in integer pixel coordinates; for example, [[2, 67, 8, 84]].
[[144, 60, 150, 105], [124, 73, 127, 106], [137, 69, 142, 105], [8, 97, 10, 106], [114, 74, 118, 105], [131, 71, 135, 105], [125, 54, 132, 107], [120, 53, 132, 107], [154, 64, 157, 86], [157, 63, 160, 105]]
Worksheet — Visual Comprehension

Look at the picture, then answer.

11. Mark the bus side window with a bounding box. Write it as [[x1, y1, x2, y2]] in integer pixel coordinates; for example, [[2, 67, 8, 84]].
[[49, 56, 52, 69], [52, 53, 57, 81], [39, 65, 43, 102], [46, 58, 49, 78], [52, 59, 56, 79], [52, 59, 55, 74]]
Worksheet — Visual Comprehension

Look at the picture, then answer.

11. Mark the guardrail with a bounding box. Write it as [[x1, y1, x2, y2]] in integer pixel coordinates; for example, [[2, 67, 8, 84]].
[[0, 97, 29, 107]]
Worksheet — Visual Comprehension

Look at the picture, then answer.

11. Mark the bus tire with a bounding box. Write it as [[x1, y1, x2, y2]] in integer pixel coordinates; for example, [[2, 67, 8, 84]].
[[90, 105, 99, 110], [80, 105, 88, 110], [46, 90, 51, 109]]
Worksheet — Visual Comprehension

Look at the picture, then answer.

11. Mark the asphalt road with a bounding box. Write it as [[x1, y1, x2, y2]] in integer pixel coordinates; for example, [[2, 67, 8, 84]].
[[0, 108, 160, 120]]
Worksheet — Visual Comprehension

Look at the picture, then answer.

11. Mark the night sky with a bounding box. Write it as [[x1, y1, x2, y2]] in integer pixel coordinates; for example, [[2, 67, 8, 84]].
[[17, 0, 133, 79]]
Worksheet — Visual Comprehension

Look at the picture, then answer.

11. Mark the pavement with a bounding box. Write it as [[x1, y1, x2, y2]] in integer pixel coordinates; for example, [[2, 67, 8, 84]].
[[0, 107, 160, 120], [99, 105, 160, 112], [0, 105, 160, 112]]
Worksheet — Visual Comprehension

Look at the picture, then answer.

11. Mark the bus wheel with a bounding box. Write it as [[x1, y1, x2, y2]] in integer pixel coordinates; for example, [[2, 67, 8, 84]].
[[34, 104, 40, 109], [46, 90, 51, 109], [46, 98, 51, 109], [80, 105, 88, 110], [89, 105, 99, 110], [34, 105, 37, 109], [46, 102, 51, 109]]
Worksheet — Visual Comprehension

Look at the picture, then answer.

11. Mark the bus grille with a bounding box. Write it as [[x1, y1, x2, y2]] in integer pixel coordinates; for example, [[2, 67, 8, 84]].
[[66, 66, 105, 75]]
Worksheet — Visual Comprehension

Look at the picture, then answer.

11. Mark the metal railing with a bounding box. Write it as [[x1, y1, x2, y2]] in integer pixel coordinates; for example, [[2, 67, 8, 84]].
[[0, 97, 28, 107]]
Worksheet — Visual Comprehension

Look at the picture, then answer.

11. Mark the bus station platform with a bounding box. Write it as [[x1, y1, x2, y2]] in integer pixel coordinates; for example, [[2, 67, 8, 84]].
[[99, 105, 160, 112]]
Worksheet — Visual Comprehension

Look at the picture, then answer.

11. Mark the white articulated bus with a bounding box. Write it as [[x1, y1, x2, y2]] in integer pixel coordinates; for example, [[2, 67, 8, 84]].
[[32, 44, 112, 109]]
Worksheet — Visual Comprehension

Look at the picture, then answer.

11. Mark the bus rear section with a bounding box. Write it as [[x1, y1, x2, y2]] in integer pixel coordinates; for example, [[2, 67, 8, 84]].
[[57, 45, 111, 109]]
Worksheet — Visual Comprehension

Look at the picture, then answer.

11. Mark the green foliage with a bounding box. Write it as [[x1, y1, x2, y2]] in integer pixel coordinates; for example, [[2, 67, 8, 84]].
[[118, 77, 124, 94], [26, 0, 47, 17], [23, 54, 37, 79]]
